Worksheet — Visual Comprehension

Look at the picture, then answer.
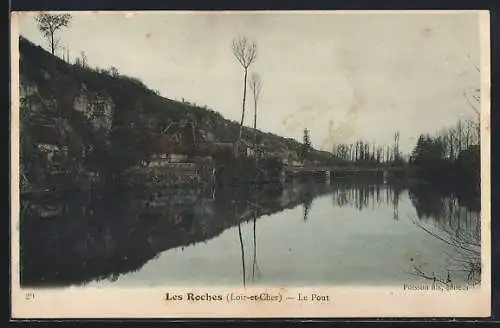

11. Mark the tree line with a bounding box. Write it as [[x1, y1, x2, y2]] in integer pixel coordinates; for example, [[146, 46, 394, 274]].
[[295, 128, 404, 167], [409, 117, 480, 192], [410, 118, 479, 163], [330, 131, 403, 167]]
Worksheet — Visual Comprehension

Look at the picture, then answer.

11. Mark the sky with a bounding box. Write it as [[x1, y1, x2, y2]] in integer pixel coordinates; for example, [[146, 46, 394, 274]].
[[17, 11, 483, 154]]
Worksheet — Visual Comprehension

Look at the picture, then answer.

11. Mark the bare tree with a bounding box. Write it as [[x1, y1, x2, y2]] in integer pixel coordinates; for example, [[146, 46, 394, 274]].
[[386, 145, 392, 163], [464, 119, 471, 149], [393, 131, 400, 162], [463, 54, 481, 143], [249, 72, 262, 146], [448, 128, 456, 160], [64, 45, 70, 63], [109, 66, 120, 77], [232, 36, 258, 146], [75, 51, 88, 68], [376, 146, 383, 164], [35, 13, 72, 55], [456, 120, 464, 154], [411, 215, 480, 288]]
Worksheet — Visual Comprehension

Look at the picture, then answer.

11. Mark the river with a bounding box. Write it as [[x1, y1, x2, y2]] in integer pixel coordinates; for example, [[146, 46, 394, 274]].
[[19, 177, 481, 288]]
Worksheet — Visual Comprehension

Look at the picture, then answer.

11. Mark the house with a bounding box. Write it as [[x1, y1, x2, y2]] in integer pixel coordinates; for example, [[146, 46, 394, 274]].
[[252, 146, 265, 159], [37, 143, 63, 162], [197, 142, 233, 158], [122, 123, 198, 168], [237, 139, 255, 157], [161, 120, 200, 148], [288, 158, 303, 167], [30, 124, 69, 164], [168, 154, 188, 163], [143, 153, 189, 167], [235, 139, 269, 158]]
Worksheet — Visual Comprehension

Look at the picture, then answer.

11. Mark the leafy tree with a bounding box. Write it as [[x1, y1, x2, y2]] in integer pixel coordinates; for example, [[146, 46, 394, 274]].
[[35, 13, 72, 55]]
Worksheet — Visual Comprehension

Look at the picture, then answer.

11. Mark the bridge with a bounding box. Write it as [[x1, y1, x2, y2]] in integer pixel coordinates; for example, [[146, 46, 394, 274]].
[[286, 165, 404, 173], [284, 165, 406, 182]]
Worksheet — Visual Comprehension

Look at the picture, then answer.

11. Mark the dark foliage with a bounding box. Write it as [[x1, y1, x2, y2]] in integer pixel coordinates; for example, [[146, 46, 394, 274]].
[[409, 132, 480, 208]]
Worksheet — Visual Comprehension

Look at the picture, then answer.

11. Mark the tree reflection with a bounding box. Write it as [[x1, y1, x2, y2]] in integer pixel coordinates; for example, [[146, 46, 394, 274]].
[[330, 177, 403, 219], [21, 182, 332, 287], [391, 181, 404, 221], [252, 217, 256, 279], [408, 183, 481, 287], [22, 176, 481, 288], [301, 186, 315, 222], [237, 221, 246, 287], [251, 216, 262, 283]]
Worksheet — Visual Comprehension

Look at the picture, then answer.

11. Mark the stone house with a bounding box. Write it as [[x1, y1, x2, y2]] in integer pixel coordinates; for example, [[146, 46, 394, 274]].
[[31, 124, 69, 166], [142, 153, 189, 167]]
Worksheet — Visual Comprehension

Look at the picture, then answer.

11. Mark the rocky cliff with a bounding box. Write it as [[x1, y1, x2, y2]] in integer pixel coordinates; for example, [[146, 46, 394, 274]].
[[18, 36, 334, 191]]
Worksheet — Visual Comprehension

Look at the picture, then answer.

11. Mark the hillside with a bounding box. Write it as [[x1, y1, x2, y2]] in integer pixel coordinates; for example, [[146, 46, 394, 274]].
[[18, 36, 334, 188]]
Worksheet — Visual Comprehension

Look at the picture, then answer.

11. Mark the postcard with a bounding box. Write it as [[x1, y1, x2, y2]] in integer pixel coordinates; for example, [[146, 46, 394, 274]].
[[10, 10, 491, 318]]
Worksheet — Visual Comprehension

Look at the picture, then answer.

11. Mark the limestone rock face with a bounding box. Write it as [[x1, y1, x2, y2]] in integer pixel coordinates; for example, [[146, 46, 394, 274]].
[[73, 88, 115, 134]]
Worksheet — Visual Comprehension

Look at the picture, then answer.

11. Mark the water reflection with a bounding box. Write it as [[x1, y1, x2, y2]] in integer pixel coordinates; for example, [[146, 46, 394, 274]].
[[237, 221, 246, 287], [251, 217, 262, 283], [20, 183, 325, 286], [19, 176, 481, 288], [330, 177, 405, 221], [408, 183, 481, 287]]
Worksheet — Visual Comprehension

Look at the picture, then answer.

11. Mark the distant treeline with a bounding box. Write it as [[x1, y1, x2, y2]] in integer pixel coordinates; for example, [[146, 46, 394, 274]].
[[408, 117, 480, 195], [330, 132, 403, 167]]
